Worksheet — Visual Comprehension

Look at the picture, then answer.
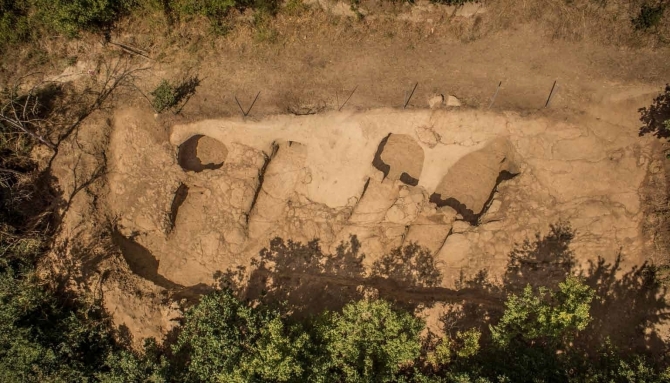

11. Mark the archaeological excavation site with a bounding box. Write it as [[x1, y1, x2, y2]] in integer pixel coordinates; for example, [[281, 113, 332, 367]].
[[3, 1, 670, 379], [52, 101, 660, 342]]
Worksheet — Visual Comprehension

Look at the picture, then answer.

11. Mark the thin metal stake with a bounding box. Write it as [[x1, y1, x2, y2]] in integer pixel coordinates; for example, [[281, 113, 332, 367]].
[[488, 81, 502, 109], [234, 96, 246, 117], [339, 86, 358, 111], [404, 82, 418, 109], [545, 80, 558, 108], [246, 91, 261, 116], [234, 92, 261, 117]]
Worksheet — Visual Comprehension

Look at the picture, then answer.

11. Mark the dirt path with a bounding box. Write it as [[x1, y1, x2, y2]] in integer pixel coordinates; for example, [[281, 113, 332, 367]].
[[139, 14, 670, 121]]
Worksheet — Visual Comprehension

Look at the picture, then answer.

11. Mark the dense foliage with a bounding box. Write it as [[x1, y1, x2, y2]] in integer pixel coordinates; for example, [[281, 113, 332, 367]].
[[0, 0, 282, 45], [2, 267, 670, 382], [170, 290, 309, 382]]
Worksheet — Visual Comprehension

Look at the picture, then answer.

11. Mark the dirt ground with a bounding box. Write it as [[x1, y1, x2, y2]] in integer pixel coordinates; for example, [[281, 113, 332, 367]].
[[25, 1, 670, 352]]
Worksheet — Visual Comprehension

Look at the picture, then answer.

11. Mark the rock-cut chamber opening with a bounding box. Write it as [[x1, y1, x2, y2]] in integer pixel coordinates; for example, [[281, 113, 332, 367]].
[[178, 135, 227, 172]]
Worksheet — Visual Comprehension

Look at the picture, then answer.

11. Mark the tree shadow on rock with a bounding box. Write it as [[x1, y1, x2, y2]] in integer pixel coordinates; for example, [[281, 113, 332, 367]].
[[503, 222, 575, 292], [245, 236, 367, 316], [370, 242, 442, 288], [214, 237, 447, 317], [442, 221, 670, 358], [441, 223, 576, 337], [579, 255, 670, 358], [440, 269, 504, 337], [639, 84, 670, 139]]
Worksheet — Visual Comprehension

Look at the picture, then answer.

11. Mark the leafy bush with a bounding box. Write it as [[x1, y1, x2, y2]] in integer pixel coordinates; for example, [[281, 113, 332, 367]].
[[313, 299, 424, 382], [490, 276, 594, 349], [0, 267, 116, 381], [0, 1, 32, 44], [150, 76, 200, 113], [151, 80, 178, 113], [170, 289, 309, 382], [33, 0, 136, 36], [632, 3, 666, 31]]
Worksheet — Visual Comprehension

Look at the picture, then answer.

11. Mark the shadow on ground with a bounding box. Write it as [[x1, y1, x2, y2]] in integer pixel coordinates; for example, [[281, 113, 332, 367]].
[[639, 84, 670, 139], [445, 222, 670, 358], [213, 222, 669, 356], [215, 236, 498, 317]]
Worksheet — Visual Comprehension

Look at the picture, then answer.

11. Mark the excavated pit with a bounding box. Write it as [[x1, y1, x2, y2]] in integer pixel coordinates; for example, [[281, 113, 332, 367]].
[[373, 133, 424, 186], [177, 134, 227, 172], [430, 170, 517, 225], [81, 102, 670, 347], [105, 107, 657, 308]]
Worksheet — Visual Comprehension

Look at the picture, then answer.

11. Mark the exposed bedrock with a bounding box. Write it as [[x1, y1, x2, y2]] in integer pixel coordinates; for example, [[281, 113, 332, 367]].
[[430, 137, 519, 224], [248, 141, 308, 239], [373, 133, 425, 186], [105, 108, 655, 296], [403, 205, 457, 255]]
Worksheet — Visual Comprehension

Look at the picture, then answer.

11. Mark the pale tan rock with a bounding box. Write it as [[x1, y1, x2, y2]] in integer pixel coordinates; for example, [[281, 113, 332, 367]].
[[85, 106, 659, 342], [415, 125, 441, 148], [428, 94, 444, 109], [376, 133, 425, 185], [446, 95, 462, 107]]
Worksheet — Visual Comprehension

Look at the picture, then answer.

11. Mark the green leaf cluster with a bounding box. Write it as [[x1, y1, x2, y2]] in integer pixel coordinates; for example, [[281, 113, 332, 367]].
[[313, 299, 423, 382], [490, 276, 594, 349], [170, 290, 309, 382]]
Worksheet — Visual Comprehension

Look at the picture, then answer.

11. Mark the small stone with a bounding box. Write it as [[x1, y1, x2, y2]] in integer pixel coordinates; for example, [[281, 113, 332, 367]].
[[446, 95, 462, 107], [410, 192, 424, 203], [428, 94, 444, 109]]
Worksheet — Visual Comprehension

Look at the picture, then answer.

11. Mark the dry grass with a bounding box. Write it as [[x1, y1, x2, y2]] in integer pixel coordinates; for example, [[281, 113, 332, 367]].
[[484, 0, 670, 46]]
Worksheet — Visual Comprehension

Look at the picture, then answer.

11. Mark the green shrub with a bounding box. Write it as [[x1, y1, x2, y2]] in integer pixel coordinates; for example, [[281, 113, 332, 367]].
[[0, 1, 32, 45], [454, 329, 481, 358], [151, 80, 178, 113], [0, 260, 123, 381], [313, 299, 424, 382], [490, 276, 594, 349], [632, 3, 666, 31], [170, 289, 309, 382], [150, 76, 200, 113], [32, 0, 134, 36]]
